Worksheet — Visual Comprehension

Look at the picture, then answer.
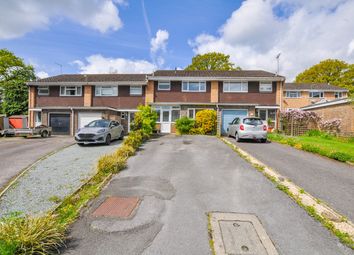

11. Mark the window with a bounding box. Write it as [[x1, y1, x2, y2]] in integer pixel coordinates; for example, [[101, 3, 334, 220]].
[[95, 86, 118, 96], [130, 86, 142, 95], [334, 92, 343, 99], [187, 108, 210, 119], [259, 82, 272, 92], [121, 112, 126, 119], [182, 81, 206, 92], [60, 86, 82, 96], [223, 82, 248, 93], [158, 81, 171, 91], [171, 108, 180, 122], [309, 91, 324, 98], [285, 91, 301, 98], [256, 109, 277, 124], [154, 106, 180, 123], [38, 86, 49, 96]]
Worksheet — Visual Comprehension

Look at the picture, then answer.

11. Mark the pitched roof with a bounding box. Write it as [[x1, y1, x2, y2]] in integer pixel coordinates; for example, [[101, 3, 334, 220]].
[[152, 70, 283, 78], [284, 83, 347, 91], [34, 74, 148, 83]]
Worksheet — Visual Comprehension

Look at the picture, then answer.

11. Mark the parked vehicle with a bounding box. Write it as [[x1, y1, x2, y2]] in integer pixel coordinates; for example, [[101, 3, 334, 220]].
[[0, 118, 52, 138], [227, 116, 267, 143], [75, 119, 124, 145]]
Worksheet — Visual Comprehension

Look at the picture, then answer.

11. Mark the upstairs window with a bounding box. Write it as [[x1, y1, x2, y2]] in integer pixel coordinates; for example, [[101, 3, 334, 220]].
[[259, 82, 273, 92], [95, 86, 118, 96], [285, 91, 301, 98], [38, 86, 49, 96], [182, 81, 206, 92], [60, 86, 82, 96], [309, 91, 324, 98], [130, 86, 142, 95], [334, 92, 343, 99], [158, 81, 171, 91], [223, 81, 248, 93]]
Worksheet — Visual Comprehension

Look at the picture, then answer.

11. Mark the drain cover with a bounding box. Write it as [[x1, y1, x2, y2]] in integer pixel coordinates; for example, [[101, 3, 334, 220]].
[[209, 213, 278, 255], [92, 196, 139, 218]]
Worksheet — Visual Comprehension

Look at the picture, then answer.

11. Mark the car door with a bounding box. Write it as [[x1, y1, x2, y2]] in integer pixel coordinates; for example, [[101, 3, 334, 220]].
[[109, 121, 118, 139], [115, 121, 123, 138], [228, 118, 238, 136]]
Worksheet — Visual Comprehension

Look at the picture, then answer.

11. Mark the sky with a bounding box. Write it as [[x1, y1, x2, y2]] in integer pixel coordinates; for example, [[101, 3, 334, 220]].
[[0, 0, 354, 81]]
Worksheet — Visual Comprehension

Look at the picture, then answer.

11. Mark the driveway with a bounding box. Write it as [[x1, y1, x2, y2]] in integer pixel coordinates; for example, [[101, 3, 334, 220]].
[[227, 137, 354, 221], [64, 136, 351, 255], [0, 136, 74, 190]]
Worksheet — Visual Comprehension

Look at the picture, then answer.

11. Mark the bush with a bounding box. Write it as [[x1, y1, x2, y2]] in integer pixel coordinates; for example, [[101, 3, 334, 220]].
[[123, 130, 143, 149], [329, 152, 352, 162], [0, 213, 65, 255], [130, 105, 157, 137], [189, 127, 205, 135], [175, 117, 195, 134], [305, 129, 322, 137], [114, 145, 136, 159], [301, 143, 321, 154], [195, 109, 217, 135]]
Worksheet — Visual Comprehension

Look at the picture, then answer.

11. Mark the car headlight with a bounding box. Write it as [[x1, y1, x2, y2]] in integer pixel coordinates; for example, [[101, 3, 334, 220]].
[[97, 128, 106, 133]]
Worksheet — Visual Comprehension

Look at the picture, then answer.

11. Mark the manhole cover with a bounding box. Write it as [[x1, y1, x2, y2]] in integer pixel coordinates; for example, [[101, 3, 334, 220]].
[[209, 212, 278, 255], [183, 140, 192, 145], [92, 196, 140, 218]]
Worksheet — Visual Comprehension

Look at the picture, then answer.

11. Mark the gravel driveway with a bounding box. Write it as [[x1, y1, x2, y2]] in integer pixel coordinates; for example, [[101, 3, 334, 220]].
[[0, 136, 74, 190], [227, 138, 354, 221], [64, 136, 351, 255], [0, 140, 122, 217]]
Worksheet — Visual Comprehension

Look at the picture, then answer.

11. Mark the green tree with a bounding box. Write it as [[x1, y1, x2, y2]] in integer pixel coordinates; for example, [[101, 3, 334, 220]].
[[0, 49, 35, 115], [185, 52, 241, 71], [295, 59, 354, 94]]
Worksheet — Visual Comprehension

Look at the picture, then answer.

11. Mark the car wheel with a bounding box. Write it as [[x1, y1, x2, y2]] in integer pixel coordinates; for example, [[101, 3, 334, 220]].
[[41, 130, 49, 138], [105, 134, 111, 145], [119, 130, 124, 140], [77, 143, 84, 146], [261, 138, 267, 143], [235, 133, 241, 142]]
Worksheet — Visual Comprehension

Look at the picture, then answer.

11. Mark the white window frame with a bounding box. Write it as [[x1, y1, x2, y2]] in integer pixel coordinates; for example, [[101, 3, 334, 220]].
[[285, 91, 301, 98], [60, 86, 82, 96], [259, 82, 273, 93], [154, 106, 181, 123], [95, 86, 118, 96], [130, 86, 142, 95], [37, 86, 49, 96], [334, 92, 343, 99], [309, 91, 324, 98], [158, 81, 171, 91], [223, 81, 248, 93], [182, 81, 206, 92], [187, 108, 213, 119]]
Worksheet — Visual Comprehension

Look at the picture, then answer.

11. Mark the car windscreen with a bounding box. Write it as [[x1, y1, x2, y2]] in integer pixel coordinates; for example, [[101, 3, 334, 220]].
[[85, 119, 110, 128], [243, 118, 263, 126]]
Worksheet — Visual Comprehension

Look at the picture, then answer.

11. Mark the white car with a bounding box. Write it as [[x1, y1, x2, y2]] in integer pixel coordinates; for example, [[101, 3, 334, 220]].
[[227, 116, 268, 143], [75, 119, 124, 145]]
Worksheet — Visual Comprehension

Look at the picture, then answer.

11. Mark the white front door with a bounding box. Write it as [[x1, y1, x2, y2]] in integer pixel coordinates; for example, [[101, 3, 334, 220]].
[[161, 109, 171, 133]]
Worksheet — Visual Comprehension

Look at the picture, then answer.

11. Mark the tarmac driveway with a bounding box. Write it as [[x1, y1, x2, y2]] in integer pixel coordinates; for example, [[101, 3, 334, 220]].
[[0, 136, 74, 190], [64, 135, 351, 255]]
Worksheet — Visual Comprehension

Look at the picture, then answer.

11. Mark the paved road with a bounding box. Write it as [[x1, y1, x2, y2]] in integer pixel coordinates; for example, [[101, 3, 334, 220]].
[[64, 135, 351, 255], [227, 138, 354, 221], [0, 136, 74, 190]]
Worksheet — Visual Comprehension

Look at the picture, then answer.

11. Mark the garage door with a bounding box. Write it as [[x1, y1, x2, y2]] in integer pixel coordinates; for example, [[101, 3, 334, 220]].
[[78, 112, 102, 128], [49, 114, 70, 135], [221, 109, 248, 135]]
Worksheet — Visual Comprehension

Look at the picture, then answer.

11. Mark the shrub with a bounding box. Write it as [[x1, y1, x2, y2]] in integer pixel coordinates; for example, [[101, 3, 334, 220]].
[[329, 152, 352, 162], [97, 154, 119, 174], [305, 129, 322, 137], [301, 143, 321, 154], [130, 105, 157, 137], [195, 109, 217, 135], [123, 131, 143, 149], [0, 213, 65, 255], [175, 117, 195, 134], [319, 118, 341, 134], [114, 145, 136, 159], [189, 127, 205, 135]]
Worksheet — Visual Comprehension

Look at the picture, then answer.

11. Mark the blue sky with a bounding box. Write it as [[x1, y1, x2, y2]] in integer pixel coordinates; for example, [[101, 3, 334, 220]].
[[0, 0, 353, 80]]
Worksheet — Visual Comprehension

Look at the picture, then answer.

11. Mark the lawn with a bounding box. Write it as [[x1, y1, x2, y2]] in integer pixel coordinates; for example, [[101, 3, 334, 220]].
[[268, 132, 354, 163]]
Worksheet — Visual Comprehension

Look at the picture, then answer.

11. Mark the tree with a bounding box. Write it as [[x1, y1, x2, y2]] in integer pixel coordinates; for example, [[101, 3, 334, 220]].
[[0, 49, 35, 115], [295, 59, 354, 94], [185, 52, 241, 71]]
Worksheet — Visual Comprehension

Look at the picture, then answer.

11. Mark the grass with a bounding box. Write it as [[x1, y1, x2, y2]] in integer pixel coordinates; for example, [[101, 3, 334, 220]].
[[268, 132, 354, 163]]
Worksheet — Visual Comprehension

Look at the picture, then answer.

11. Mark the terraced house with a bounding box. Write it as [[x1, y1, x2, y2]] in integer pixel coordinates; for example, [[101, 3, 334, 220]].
[[27, 70, 285, 135]]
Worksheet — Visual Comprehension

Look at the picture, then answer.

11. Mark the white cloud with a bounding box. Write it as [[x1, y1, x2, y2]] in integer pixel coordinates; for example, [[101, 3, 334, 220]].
[[150, 29, 169, 53], [36, 71, 49, 79], [0, 0, 123, 39], [190, 0, 354, 80], [73, 54, 156, 74]]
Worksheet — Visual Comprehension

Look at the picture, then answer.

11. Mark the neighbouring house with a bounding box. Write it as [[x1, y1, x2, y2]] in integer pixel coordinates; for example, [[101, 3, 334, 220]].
[[282, 83, 348, 111], [302, 98, 354, 136], [27, 70, 285, 135]]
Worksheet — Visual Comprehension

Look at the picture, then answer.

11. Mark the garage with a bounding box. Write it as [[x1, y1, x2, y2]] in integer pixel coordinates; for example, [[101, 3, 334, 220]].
[[78, 112, 102, 128], [49, 113, 71, 135], [221, 109, 248, 135]]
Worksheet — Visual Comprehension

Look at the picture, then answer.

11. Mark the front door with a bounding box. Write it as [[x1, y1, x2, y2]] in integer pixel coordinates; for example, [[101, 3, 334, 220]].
[[161, 109, 171, 133]]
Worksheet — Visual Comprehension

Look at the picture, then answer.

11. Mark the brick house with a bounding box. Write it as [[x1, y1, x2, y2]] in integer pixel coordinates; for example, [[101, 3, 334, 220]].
[[282, 83, 348, 111], [27, 70, 285, 135]]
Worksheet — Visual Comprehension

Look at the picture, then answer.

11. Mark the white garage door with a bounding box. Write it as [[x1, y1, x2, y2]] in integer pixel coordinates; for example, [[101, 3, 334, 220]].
[[78, 112, 102, 128]]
